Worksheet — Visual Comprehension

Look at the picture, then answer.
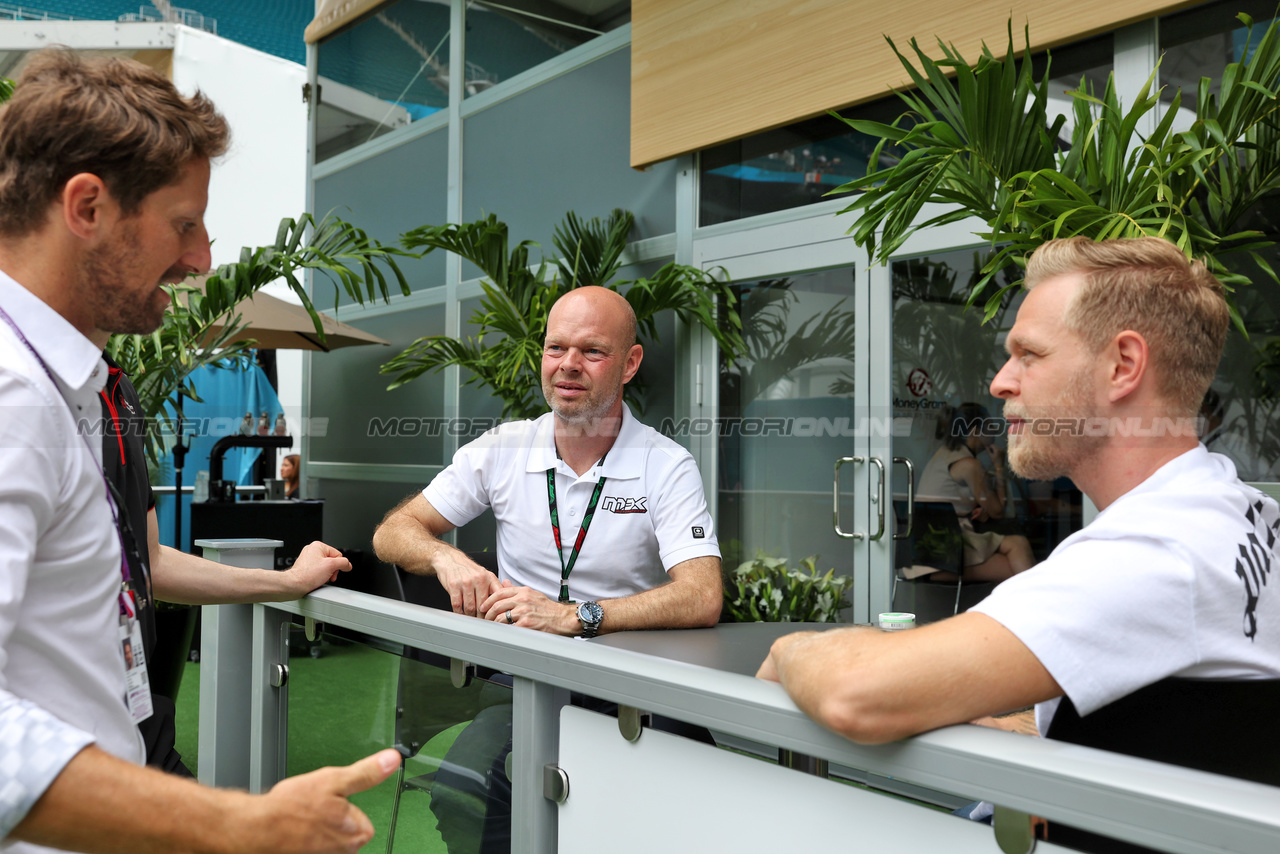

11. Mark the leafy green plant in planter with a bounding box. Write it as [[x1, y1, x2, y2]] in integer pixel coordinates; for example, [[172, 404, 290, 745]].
[[380, 209, 747, 419], [724, 551, 853, 623], [832, 15, 1280, 324], [107, 214, 411, 462]]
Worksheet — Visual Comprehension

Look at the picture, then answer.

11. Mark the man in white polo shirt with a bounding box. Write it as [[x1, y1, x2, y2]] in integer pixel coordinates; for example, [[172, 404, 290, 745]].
[[374, 285, 723, 636], [758, 238, 1280, 846], [374, 285, 722, 854], [0, 48, 397, 853]]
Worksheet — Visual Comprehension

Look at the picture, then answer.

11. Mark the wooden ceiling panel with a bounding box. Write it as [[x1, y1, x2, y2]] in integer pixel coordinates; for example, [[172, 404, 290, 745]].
[[631, 0, 1194, 168]]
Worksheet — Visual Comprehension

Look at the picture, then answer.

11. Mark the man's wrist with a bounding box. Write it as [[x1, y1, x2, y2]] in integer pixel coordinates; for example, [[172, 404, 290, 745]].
[[560, 602, 582, 636]]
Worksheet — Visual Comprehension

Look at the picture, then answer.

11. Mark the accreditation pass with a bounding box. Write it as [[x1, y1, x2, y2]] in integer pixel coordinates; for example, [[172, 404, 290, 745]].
[[119, 616, 154, 723]]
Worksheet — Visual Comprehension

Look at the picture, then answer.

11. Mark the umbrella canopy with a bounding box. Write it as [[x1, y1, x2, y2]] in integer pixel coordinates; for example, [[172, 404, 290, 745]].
[[189, 278, 390, 352]]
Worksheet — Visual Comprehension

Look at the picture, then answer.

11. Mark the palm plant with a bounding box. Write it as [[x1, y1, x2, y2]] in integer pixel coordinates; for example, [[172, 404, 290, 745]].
[[106, 214, 410, 461], [832, 15, 1280, 325], [380, 209, 747, 420]]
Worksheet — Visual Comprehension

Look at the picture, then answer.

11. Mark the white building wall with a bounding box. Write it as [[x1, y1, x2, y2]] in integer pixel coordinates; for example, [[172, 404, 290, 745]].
[[170, 26, 309, 462]]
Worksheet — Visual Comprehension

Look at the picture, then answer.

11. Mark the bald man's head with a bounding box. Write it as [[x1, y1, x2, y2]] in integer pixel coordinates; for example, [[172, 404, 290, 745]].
[[541, 286, 643, 423], [549, 286, 637, 348]]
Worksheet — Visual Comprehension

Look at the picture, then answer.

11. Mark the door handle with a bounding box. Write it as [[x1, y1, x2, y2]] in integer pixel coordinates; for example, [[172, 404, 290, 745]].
[[892, 457, 915, 540], [867, 456, 886, 542], [833, 456, 886, 541], [833, 456, 863, 540]]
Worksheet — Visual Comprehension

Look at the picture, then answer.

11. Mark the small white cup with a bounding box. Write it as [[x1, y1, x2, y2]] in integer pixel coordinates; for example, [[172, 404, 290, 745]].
[[878, 612, 916, 631]]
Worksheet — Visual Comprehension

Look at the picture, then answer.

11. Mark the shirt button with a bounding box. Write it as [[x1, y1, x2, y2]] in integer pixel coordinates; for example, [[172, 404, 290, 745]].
[[569, 508, 578, 517]]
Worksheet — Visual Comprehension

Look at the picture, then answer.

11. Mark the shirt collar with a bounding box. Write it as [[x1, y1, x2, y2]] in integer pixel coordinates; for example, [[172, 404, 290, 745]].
[[524, 405, 644, 480], [0, 268, 105, 392]]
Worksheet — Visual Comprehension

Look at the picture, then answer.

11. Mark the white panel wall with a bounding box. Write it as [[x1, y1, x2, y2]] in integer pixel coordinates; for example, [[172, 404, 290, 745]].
[[171, 26, 309, 464]]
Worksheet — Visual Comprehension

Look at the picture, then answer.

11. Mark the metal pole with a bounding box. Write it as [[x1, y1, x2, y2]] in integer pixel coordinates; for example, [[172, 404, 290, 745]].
[[173, 391, 187, 550]]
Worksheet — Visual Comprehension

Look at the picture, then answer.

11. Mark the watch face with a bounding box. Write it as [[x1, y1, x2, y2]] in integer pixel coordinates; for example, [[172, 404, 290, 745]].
[[577, 601, 603, 624]]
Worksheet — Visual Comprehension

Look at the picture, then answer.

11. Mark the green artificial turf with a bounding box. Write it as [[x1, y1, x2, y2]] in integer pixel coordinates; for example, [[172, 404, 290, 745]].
[[172, 637, 506, 852]]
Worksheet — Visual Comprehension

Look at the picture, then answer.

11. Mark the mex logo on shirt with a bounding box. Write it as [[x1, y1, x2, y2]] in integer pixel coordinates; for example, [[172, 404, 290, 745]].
[[601, 496, 647, 514]]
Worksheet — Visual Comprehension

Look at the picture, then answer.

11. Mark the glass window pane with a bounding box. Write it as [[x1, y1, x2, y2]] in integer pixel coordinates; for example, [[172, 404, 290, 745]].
[[699, 101, 901, 228], [1204, 194, 1280, 482], [313, 125, 449, 308], [463, 0, 630, 95], [717, 268, 858, 610], [699, 33, 1114, 227], [316, 0, 450, 162], [1035, 34, 1113, 145], [890, 249, 1082, 619], [1157, 0, 1280, 481], [1159, 0, 1278, 134]]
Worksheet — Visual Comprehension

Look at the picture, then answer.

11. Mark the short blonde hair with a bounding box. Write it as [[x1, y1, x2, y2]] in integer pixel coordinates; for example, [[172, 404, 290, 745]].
[[1025, 237, 1230, 416]]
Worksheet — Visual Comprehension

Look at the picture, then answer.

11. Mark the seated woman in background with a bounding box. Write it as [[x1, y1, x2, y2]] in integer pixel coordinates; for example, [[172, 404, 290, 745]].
[[281, 453, 301, 499], [915, 403, 1035, 583]]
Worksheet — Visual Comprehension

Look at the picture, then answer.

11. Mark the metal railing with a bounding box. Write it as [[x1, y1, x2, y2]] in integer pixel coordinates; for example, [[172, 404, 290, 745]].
[[0, 3, 77, 21], [152, 484, 265, 495], [201, 543, 1280, 854], [118, 4, 215, 34]]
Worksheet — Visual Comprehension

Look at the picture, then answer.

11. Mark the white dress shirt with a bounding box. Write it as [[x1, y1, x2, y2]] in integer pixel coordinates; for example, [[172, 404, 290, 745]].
[[0, 270, 144, 846]]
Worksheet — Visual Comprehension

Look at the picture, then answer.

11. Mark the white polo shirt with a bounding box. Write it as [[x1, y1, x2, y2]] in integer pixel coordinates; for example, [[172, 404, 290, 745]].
[[0, 271, 144, 845], [424, 406, 720, 602]]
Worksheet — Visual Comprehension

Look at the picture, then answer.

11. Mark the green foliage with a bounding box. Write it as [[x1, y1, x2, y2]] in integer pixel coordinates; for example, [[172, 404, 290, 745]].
[[724, 551, 852, 623], [380, 209, 747, 420], [832, 16, 1280, 326], [0, 77, 13, 103], [105, 214, 410, 461]]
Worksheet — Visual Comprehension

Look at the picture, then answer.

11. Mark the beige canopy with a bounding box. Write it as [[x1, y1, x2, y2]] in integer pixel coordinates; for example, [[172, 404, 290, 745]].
[[187, 278, 390, 352], [305, 0, 393, 44]]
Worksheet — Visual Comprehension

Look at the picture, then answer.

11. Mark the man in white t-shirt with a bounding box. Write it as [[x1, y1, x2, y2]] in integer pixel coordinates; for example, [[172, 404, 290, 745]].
[[758, 237, 1279, 769], [0, 49, 397, 853], [373, 285, 723, 636]]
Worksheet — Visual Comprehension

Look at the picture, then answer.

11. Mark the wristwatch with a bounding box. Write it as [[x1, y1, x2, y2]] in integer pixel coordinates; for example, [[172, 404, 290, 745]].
[[576, 601, 604, 638]]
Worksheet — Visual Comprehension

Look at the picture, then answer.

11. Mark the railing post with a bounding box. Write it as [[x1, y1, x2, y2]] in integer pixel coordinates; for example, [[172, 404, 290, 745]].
[[195, 538, 282, 789], [249, 603, 292, 793], [511, 677, 569, 854]]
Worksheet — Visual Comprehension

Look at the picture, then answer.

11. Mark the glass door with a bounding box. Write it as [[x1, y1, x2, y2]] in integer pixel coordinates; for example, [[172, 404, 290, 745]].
[[696, 217, 874, 623], [880, 227, 1085, 623]]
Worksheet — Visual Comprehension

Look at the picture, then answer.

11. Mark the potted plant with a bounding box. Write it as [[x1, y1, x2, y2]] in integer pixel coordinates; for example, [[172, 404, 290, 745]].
[[723, 551, 853, 623]]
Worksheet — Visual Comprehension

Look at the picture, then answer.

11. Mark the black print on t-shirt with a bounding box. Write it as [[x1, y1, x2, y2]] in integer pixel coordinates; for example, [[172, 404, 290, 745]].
[[1236, 498, 1279, 640]]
